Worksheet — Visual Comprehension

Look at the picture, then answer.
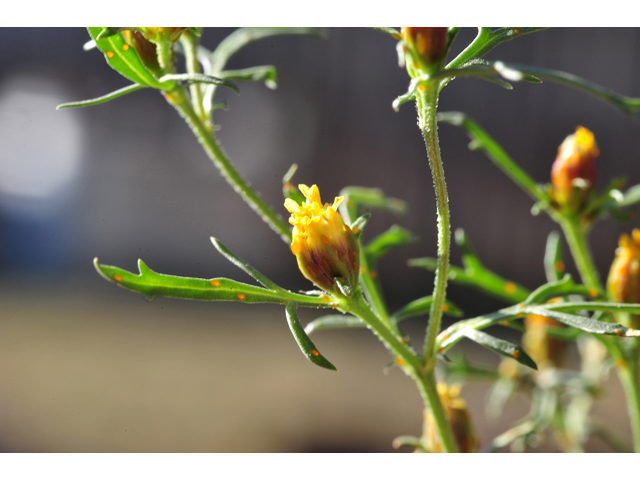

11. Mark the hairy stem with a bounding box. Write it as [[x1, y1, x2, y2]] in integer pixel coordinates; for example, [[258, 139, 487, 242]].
[[166, 88, 292, 243], [348, 291, 458, 452], [417, 82, 451, 362], [180, 32, 208, 127]]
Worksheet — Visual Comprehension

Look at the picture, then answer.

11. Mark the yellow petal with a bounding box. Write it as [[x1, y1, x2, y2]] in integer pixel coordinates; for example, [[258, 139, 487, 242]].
[[298, 184, 312, 202], [284, 198, 300, 213], [332, 196, 345, 210]]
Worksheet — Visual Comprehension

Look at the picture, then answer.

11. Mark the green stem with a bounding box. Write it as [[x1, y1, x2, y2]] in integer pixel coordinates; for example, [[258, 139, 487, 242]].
[[167, 88, 292, 243], [416, 82, 451, 361], [156, 41, 175, 73], [557, 215, 601, 291], [180, 32, 208, 127], [617, 357, 640, 452], [558, 213, 640, 451], [348, 291, 458, 453]]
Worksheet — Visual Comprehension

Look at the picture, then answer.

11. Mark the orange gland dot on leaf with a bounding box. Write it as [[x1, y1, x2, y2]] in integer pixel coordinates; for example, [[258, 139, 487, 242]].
[[555, 261, 565, 273], [615, 329, 623, 336], [122, 44, 129, 51], [442, 304, 449, 313], [106, 51, 114, 58], [511, 351, 520, 359], [505, 282, 517, 294], [210, 280, 220, 287], [311, 349, 320, 357], [114, 275, 122, 282], [396, 358, 405, 366], [370, 271, 378, 279], [589, 289, 598, 298], [237, 293, 246, 300]]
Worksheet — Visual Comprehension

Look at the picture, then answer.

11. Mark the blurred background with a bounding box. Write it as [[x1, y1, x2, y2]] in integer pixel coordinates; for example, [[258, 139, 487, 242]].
[[0, 27, 639, 452]]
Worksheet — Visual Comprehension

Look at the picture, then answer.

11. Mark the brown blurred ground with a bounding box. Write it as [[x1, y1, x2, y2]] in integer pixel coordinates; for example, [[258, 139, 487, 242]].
[[0, 279, 632, 452]]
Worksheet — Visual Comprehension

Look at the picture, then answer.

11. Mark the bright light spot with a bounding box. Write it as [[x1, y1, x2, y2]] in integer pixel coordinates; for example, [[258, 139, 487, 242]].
[[0, 76, 82, 207]]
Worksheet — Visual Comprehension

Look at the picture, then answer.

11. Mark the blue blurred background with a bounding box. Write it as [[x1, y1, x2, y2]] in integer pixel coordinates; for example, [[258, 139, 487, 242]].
[[0, 28, 639, 452]]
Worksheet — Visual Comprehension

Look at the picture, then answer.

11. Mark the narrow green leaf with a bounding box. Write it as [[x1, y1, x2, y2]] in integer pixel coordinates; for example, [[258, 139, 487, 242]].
[[365, 225, 417, 262], [408, 256, 530, 304], [158, 73, 239, 94], [220, 66, 278, 89], [210, 237, 282, 292], [304, 315, 364, 335], [439, 354, 500, 382], [525, 275, 599, 304], [455, 228, 483, 272], [495, 63, 640, 121], [210, 28, 326, 72], [57, 83, 146, 109], [371, 27, 401, 39], [446, 28, 548, 71], [618, 184, 640, 208], [350, 213, 371, 239], [462, 329, 537, 370], [521, 306, 640, 337], [285, 303, 337, 371], [438, 311, 519, 352], [544, 301, 640, 315], [93, 258, 329, 307], [393, 296, 463, 321], [282, 164, 306, 205], [339, 186, 408, 221], [544, 231, 564, 283], [438, 112, 547, 203], [87, 27, 168, 90]]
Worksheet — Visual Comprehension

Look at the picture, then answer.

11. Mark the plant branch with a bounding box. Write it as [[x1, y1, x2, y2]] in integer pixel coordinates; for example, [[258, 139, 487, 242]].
[[166, 88, 292, 243]]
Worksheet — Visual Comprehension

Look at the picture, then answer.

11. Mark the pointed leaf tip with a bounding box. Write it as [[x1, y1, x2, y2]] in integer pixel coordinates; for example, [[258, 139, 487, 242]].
[[286, 303, 338, 371]]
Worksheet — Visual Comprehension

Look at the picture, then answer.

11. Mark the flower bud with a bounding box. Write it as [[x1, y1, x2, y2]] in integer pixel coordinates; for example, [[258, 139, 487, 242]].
[[401, 27, 448, 73], [607, 229, 640, 328], [121, 30, 162, 76], [284, 184, 359, 297], [138, 27, 188, 44], [523, 311, 565, 368], [551, 126, 599, 211], [424, 383, 478, 453]]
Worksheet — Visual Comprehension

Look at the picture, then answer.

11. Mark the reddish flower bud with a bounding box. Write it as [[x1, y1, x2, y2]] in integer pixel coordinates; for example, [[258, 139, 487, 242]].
[[607, 229, 640, 328], [284, 184, 359, 297], [424, 383, 478, 453], [401, 27, 448, 73], [551, 126, 599, 211]]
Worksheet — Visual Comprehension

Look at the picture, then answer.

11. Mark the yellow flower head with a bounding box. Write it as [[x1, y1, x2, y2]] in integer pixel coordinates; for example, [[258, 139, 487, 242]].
[[608, 230, 640, 326], [551, 126, 599, 211], [285, 184, 359, 296]]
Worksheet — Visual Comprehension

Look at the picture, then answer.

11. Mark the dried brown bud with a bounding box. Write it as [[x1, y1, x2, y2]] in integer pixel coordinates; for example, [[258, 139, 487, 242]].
[[523, 311, 565, 368], [424, 383, 478, 453]]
